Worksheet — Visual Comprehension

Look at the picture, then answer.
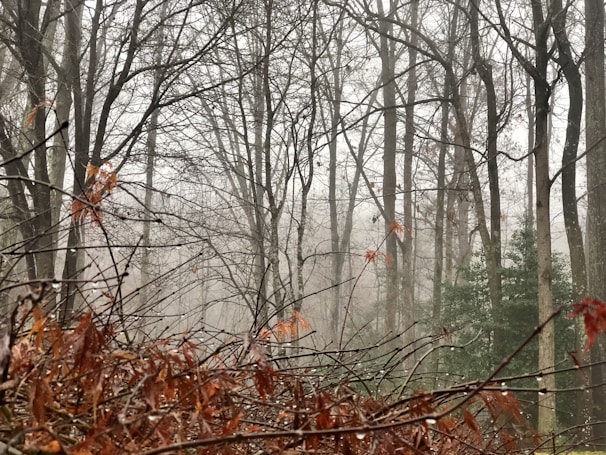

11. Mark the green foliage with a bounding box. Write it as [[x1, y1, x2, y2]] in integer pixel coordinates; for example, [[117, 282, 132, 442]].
[[442, 221, 576, 427]]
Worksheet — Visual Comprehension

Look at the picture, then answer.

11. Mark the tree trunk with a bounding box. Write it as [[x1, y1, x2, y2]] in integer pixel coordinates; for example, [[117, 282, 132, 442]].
[[532, 7, 556, 435], [401, 0, 418, 358], [328, 22, 344, 338], [0, 115, 37, 280], [294, 0, 318, 351], [470, 0, 503, 365], [60, 0, 100, 324], [433, 87, 448, 341], [551, 0, 589, 429], [585, 0, 606, 442], [493, 0, 556, 433], [378, 0, 398, 341], [17, 0, 55, 281], [525, 73, 534, 224], [139, 1, 169, 340]]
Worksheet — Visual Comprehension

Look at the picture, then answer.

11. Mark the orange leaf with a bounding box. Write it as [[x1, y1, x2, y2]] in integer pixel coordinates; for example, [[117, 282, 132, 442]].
[[106, 171, 118, 192], [382, 253, 392, 266], [29, 307, 47, 348], [437, 416, 456, 435], [292, 310, 310, 330], [274, 319, 296, 340], [38, 440, 62, 454], [201, 380, 221, 403], [25, 99, 51, 128], [364, 249, 378, 263], [71, 450, 93, 455], [222, 412, 242, 435], [86, 164, 100, 179], [161, 362, 176, 401], [86, 191, 103, 205], [315, 393, 334, 430], [258, 327, 272, 340], [71, 199, 88, 221], [389, 219, 405, 234], [111, 350, 137, 361]]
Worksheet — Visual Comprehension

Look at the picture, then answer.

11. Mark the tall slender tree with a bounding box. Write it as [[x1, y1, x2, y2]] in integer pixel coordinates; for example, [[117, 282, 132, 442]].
[[584, 0, 606, 442], [377, 0, 399, 341], [551, 0, 589, 428], [494, 0, 556, 434]]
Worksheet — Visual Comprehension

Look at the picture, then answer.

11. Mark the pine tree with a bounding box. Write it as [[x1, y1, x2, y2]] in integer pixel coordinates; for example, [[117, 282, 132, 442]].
[[443, 221, 576, 427]]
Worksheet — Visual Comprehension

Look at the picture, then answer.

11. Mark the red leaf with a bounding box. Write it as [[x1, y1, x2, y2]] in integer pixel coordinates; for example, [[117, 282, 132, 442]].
[[222, 412, 242, 435], [71, 199, 88, 222], [316, 393, 334, 430], [30, 378, 51, 425], [567, 350, 589, 381], [143, 374, 163, 410], [502, 431, 517, 451], [254, 362, 275, 402], [389, 219, 404, 234], [462, 409, 480, 441], [364, 250, 378, 263], [568, 296, 606, 352]]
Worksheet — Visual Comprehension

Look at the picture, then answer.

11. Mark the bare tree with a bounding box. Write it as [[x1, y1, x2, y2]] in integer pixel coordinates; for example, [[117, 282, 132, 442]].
[[377, 0, 399, 343], [551, 0, 589, 428], [584, 0, 606, 442], [400, 0, 418, 356], [494, 0, 556, 435], [0, 1, 59, 282]]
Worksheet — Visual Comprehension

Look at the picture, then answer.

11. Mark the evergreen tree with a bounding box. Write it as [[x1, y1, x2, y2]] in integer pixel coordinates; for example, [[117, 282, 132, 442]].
[[443, 221, 576, 427]]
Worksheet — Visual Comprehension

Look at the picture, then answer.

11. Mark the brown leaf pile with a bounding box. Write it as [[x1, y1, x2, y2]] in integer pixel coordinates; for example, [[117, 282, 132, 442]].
[[0, 307, 533, 454]]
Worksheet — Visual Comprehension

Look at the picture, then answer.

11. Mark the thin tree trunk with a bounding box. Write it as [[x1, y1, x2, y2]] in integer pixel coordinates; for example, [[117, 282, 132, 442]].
[[139, 1, 169, 340], [0, 115, 37, 280], [328, 22, 345, 337], [18, 0, 55, 280], [433, 86, 448, 342], [401, 0, 418, 359], [532, 6, 556, 434], [551, 0, 589, 429], [294, 0, 318, 351], [470, 0, 502, 365], [525, 73, 534, 224], [432, 1, 460, 375], [378, 0, 398, 342], [60, 0, 100, 324]]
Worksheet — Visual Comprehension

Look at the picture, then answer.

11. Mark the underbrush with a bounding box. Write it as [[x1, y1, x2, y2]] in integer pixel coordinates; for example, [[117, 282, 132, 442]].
[[0, 297, 599, 454]]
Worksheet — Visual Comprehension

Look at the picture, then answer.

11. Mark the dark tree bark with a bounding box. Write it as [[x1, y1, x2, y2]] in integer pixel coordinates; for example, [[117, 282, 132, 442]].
[[470, 0, 503, 364], [401, 0, 418, 358], [60, 0, 102, 324], [378, 0, 399, 341], [551, 0, 589, 429], [584, 0, 606, 442]]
